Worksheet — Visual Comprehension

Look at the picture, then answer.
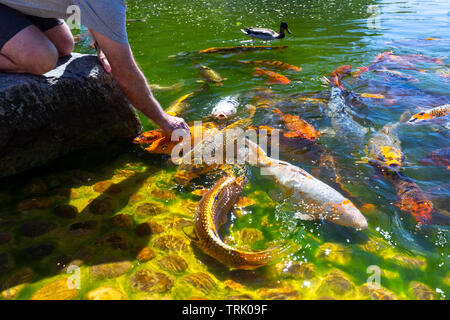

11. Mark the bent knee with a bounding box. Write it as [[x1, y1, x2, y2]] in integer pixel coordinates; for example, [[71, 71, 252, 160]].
[[56, 35, 74, 57], [27, 45, 59, 75]]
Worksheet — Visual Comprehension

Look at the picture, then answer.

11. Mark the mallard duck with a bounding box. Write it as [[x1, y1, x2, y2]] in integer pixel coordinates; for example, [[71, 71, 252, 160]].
[[241, 22, 291, 40]]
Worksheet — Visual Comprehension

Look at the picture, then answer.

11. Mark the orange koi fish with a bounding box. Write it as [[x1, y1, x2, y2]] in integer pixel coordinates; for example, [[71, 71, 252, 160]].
[[238, 60, 302, 72], [133, 122, 219, 155], [272, 108, 321, 141], [329, 65, 352, 87], [369, 161, 433, 224], [420, 148, 450, 169], [253, 67, 291, 84], [360, 93, 386, 99], [199, 46, 288, 54]]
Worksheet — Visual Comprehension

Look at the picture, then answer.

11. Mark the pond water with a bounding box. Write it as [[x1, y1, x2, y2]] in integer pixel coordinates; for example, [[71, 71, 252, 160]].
[[0, 0, 449, 300]]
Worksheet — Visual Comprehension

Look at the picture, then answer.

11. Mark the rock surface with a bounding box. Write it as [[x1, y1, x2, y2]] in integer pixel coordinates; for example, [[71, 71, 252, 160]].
[[0, 53, 142, 179]]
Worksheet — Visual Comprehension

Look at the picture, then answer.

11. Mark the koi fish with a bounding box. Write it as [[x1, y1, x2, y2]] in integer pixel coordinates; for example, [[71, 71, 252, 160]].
[[272, 108, 321, 141], [165, 84, 208, 116], [420, 148, 450, 169], [407, 104, 450, 127], [198, 64, 225, 86], [374, 68, 418, 81], [133, 122, 219, 155], [238, 60, 302, 72], [329, 65, 352, 87], [149, 81, 183, 92], [364, 123, 404, 171], [322, 76, 368, 142], [369, 161, 433, 224], [198, 46, 288, 54], [253, 67, 291, 85], [211, 96, 239, 120], [360, 93, 386, 99], [193, 175, 280, 269], [246, 139, 368, 230]]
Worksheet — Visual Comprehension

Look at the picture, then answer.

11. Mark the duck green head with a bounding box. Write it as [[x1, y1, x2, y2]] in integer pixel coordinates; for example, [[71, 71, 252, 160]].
[[281, 22, 291, 34]]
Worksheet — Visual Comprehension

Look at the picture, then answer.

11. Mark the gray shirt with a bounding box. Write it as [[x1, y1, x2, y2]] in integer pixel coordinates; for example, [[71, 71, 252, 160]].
[[0, 0, 128, 43]]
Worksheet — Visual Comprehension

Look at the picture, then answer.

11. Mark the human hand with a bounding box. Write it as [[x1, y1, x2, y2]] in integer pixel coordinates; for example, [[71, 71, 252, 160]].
[[156, 113, 189, 134]]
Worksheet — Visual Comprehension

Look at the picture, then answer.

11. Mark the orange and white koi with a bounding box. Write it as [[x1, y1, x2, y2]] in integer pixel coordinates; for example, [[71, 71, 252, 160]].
[[246, 140, 368, 230], [407, 104, 450, 126], [253, 67, 291, 85], [238, 60, 302, 72]]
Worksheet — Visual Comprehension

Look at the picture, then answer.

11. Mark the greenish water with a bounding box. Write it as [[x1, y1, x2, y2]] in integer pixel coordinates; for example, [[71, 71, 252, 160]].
[[0, 0, 449, 300]]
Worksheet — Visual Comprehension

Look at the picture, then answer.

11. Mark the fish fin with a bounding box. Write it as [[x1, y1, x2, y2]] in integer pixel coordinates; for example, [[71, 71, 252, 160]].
[[237, 196, 256, 208], [182, 225, 199, 242], [192, 188, 209, 197], [294, 212, 316, 221]]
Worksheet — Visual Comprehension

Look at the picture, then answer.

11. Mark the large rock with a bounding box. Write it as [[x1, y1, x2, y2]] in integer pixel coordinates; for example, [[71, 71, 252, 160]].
[[0, 53, 142, 178]]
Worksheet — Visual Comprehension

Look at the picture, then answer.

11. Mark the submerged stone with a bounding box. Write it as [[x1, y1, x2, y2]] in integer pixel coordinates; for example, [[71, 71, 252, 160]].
[[316, 271, 355, 297], [135, 202, 165, 217], [1, 267, 34, 299], [238, 228, 264, 245], [88, 197, 114, 215], [392, 255, 426, 270], [54, 188, 80, 199], [93, 181, 122, 194], [316, 243, 351, 265], [0, 232, 11, 245], [19, 220, 57, 237], [274, 261, 316, 280], [53, 204, 78, 219], [31, 278, 79, 300], [99, 232, 129, 250], [184, 272, 216, 293], [86, 286, 126, 300], [228, 270, 267, 287], [359, 283, 397, 300], [136, 247, 156, 262], [227, 294, 254, 300], [258, 285, 301, 300], [150, 188, 175, 200], [129, 269, 174, 293], [112, 214, 132, 228], [153, 235, 186, 251], [17, 197, 53, 210], [409, 281, 435, 300], [23, 179, 48, 195], [135, 221, 164, 237], [90, 259, 132, 278], [157, 255, 188, 273], [24, 243, 55, 260], [0, 252, 11, 274], [69, 220, 99, 236]]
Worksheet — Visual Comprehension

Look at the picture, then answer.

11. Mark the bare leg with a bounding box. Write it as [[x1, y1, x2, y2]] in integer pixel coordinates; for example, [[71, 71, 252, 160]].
[[0, 25, 58, 75], [44, 22, 74, 57]]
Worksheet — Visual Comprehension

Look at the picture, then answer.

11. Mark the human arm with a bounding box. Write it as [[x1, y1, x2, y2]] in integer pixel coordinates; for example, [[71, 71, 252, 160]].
[[88, 28, 189, 133]]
